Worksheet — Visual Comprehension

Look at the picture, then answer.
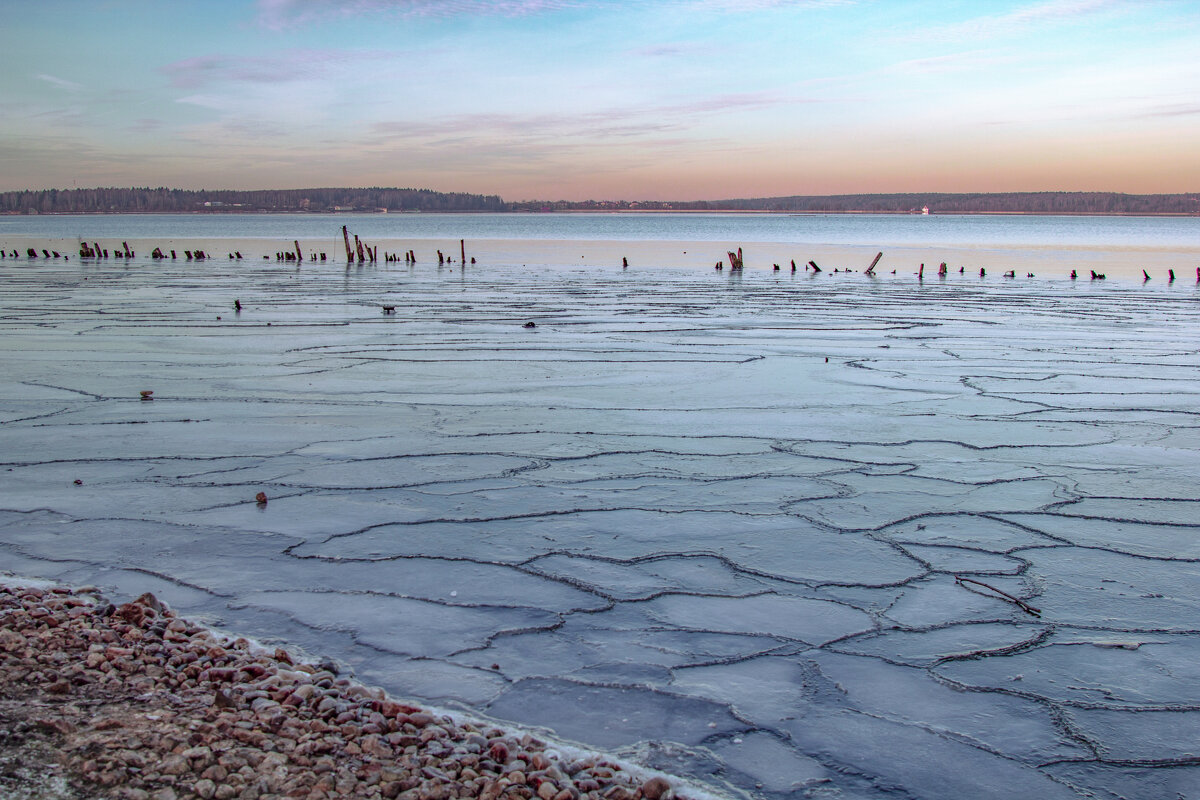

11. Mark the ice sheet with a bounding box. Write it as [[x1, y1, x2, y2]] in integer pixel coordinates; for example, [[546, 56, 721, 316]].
[[3, 253, 1199, 798]]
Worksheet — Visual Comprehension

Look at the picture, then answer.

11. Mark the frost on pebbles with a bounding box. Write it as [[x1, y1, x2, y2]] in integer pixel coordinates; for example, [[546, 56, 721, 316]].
[[0, 584, 678, 800]]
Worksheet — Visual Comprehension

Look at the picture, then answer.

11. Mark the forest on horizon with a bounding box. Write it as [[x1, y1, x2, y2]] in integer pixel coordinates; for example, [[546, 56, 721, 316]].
[[2, 187, 1198, 216]]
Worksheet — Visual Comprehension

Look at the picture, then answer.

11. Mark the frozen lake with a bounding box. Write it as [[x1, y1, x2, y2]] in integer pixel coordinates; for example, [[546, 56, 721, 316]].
[[2, 250, 1200, 799]]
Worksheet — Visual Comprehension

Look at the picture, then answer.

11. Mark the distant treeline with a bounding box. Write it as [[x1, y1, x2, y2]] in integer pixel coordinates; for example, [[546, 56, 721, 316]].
[[0, 187, 506, 215], [713, 192, 1200, 214], [2, 188, 1198, 215], [515, 192, 1200, 215]]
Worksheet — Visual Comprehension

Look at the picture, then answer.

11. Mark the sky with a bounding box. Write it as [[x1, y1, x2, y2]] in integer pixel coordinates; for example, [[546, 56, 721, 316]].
[[2, 0, 1198, 201]]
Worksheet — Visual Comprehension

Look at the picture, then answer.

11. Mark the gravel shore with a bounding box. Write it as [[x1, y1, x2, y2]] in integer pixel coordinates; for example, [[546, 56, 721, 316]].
[[0, 582, 682, 800]]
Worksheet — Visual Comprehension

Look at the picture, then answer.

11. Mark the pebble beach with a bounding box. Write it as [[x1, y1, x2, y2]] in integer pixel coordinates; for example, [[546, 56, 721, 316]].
[[0, 581, 682, 800]]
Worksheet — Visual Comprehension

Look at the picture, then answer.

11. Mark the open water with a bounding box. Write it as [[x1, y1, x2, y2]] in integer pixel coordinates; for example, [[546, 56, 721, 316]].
[[3, 210, 1200, 248], [1, 216, 1200, 798]]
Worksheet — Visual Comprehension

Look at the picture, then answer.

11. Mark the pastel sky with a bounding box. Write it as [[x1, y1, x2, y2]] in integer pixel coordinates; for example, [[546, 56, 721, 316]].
[[2, 0, 1198, 200]]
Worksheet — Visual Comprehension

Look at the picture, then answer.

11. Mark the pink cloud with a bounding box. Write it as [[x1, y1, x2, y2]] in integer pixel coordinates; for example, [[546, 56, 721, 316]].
[[255, 0, 849, 28], [161, 51, 399, 89], [919, 0, 1129, 41], [255, 0, 584, 28]]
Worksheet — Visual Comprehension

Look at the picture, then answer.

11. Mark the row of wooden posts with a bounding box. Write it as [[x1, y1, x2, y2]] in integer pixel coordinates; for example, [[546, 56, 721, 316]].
[[0, 242, 213, 261], [340, 226, 476, 266], [7, 239, 1200, 283], [2, 229, 474, 266], [715, 248, 1200, 283]]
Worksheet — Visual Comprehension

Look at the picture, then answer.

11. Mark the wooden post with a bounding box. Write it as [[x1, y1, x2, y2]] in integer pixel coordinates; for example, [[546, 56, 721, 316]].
[[808, 260, 821, 273], [461, 239, 466, 265], [343, 226, 353, 262], [355, 235, 365, 262], [866, 252, 882, 274], [294, 241, 303, 262]]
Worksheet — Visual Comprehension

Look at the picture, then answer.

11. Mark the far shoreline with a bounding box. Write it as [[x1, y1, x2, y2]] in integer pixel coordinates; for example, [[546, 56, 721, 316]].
[[4, 209, 1200, 218]]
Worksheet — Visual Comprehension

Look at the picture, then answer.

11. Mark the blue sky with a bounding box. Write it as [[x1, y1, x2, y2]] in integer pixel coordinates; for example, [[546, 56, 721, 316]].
[[2, 0, 1197, 199]]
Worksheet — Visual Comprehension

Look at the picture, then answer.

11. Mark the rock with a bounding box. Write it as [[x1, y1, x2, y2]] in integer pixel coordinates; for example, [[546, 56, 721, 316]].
[[201, 764, 229, 781], [159, 753, 189, 775], [252, 697, 281, 714], [361, 734, 393, 758], [134, 592, 163, 613], [642, 777, 673, 800]]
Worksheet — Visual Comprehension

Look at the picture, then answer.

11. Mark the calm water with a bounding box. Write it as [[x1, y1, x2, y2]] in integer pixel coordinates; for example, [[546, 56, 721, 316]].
[[3, 211, 1200, 249]]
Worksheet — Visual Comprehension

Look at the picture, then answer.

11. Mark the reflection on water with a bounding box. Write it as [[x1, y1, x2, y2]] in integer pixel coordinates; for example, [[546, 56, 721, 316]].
[[2, 210, 1200, 248]]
